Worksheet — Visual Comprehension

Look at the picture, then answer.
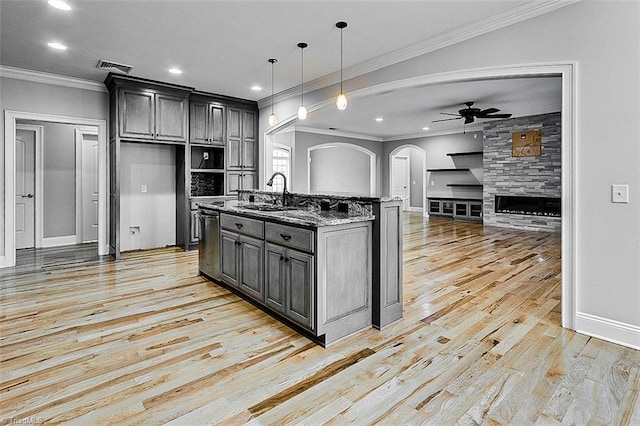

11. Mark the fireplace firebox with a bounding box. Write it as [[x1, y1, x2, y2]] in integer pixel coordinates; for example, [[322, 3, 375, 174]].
[[495, 195, 561, 217]]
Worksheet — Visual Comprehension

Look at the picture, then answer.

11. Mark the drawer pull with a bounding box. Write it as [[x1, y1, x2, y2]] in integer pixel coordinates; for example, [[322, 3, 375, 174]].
[[280, 234, 292, 241], [280, 255, 284, 261], [235, 241, 241, 246], [235, 223, 244, 229], [284, 257, 290, 263]]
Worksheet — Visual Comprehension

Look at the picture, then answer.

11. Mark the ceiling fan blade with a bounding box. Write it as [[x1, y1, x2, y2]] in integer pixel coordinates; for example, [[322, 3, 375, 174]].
[[439, 112, 460, 116], [483, 113, 512, 119], [432, 117, 462, 123], [477, 108, 499, 116]]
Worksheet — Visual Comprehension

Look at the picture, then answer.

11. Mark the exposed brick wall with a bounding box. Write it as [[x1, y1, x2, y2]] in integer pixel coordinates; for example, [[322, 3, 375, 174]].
[[483, 112, 562, 232]]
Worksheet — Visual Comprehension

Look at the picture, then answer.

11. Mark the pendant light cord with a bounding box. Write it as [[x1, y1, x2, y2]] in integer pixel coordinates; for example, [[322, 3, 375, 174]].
[[301, 47, 304, 105], [340, 27, 343, 93]]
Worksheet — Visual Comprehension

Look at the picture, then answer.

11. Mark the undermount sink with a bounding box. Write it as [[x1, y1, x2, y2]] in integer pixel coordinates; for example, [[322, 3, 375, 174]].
[[239, 204, 298, 212]]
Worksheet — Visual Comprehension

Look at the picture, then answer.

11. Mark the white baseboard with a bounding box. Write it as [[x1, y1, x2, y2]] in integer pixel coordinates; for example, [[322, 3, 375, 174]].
[[407, 206, 423, 212], [41, 235, 78, 248], [575, 312, 640, 350]]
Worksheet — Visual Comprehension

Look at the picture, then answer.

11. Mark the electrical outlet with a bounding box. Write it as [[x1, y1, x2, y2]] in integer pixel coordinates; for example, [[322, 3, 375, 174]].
[[612, 184, 629, 203], [129, 226, 140, 235], [431, 181, 435, 186], [141, 184, 147, 193], [203, 152, 209, 160]]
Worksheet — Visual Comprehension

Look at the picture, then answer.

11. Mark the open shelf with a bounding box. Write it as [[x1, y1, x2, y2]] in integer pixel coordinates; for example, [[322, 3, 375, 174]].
[[190, 168, 224, 173], [427, 168, 470, 172], [447, 183, 483, 188], [446, 151, 483, 157]]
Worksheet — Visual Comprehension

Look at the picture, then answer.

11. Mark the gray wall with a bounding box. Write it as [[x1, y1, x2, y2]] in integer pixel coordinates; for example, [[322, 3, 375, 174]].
[[40, 123, 77, 238], [292, 131, 383, 195], [119, 143, 176, 251], [309, 145, 371, 196], [483, 112, 562, 232], [382, 131, 484, 201], [408, 149, 424, 208]]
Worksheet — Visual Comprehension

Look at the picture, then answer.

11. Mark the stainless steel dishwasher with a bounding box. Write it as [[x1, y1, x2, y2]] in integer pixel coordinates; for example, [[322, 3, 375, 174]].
[[198, 208, 220, 280]]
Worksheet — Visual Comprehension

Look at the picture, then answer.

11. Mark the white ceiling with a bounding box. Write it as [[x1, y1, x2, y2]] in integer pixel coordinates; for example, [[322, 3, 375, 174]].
[[0, 0, 567, 139]]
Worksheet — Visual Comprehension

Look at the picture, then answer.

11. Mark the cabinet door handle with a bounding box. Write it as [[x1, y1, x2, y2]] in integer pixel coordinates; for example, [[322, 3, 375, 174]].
[[280, 234, 291, 241], [284, 257, 289, 263], [235, 241, 241, 246], [235, 223, 244, 229], [279, 255, 284, 261]]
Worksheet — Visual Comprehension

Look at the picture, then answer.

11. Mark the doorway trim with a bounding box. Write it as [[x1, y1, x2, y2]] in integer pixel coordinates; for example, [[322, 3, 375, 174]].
[[15, 124, 43, 249], [307, 142, 376, 196], [75, 127, 99, 244], [3, 111, 108, 268], [389, 144, 427, 217]]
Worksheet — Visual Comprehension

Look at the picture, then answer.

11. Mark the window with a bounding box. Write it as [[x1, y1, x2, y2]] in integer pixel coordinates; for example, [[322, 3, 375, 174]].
[[271, 145, 291, 193]]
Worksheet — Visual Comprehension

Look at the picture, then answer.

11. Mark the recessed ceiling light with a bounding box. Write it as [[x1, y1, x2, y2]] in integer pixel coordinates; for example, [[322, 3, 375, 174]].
[[48, 0, 71, 11], [47, 42, 67, 50], [251, 85, 262, 91], [375, 117, 383, 122], [168, 68, 182, 75], [422, 126, 430, 131]]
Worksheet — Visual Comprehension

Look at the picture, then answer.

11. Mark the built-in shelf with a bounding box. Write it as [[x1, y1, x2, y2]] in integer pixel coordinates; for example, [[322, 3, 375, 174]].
[[427, 168, 470, 172], [190, 168, 224, 173], [428, 197, 483, 201], [446, 151, 483, 157], [447, 184, 483, 188]]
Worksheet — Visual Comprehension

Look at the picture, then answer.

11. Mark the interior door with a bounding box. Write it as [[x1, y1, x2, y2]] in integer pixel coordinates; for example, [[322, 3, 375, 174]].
[[15, 129, 36, 249], [392, 156, 409, 211], [80, 131, 99, 242]]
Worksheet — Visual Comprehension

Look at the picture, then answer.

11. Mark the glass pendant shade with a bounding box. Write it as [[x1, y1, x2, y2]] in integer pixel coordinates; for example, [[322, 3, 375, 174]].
[[268, 112, 278, 126], [297, 105, 308, 120], [297, 42, 308, 120], [335, 21, 348, 111], [336, 93, 348, 110]]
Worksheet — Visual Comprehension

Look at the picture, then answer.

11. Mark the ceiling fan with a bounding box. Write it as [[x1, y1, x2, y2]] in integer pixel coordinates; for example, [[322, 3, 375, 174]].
[[432, 101, 512, 124]]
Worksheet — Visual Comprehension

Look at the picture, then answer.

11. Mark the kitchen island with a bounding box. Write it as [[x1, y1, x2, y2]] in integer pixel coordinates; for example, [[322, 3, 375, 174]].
[[198, 191, 402, 346]]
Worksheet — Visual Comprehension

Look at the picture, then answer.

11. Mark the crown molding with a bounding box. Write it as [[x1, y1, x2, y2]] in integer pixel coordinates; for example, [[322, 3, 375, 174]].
[[0, 65, 107, 93], [293, 126, 383, 143], [258, 0, 581, 108]]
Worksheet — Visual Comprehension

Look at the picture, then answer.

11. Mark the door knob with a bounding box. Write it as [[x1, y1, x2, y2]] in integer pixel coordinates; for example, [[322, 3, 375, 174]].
[[21, 194, 34, 199]]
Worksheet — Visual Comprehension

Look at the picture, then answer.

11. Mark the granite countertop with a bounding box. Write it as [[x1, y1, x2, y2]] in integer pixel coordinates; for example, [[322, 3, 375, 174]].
[[199, 200, 375, 227]]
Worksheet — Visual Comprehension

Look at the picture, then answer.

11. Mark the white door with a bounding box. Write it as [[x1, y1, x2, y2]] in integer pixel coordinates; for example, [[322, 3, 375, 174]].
[[392, 156, 409, 211], [78, 130, 99, 242], [16, 129, 36, 249]]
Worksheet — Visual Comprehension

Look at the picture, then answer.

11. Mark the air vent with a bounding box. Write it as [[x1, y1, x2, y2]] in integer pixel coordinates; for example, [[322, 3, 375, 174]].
[[96, 59, 133, 74]]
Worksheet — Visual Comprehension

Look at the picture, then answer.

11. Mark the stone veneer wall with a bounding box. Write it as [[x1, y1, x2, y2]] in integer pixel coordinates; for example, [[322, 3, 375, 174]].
[[483, 112, 562, 232]]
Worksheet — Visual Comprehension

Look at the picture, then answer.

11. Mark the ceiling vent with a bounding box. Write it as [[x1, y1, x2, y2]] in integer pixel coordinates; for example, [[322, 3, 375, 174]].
[[96, 59, 133, 74]]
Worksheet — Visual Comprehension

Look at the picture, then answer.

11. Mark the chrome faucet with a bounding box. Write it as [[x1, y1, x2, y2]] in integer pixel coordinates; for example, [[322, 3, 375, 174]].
[[266, 172, 288, 206]]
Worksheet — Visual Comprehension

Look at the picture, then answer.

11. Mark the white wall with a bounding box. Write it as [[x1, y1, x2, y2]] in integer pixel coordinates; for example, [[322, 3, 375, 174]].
[[260, 1, 640, 347], [119, 143, 176, 251], [0, 77, 108, 255]]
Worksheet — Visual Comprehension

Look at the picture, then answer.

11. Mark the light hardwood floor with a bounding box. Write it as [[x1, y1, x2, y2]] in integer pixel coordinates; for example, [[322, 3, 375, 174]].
[[1, 214, 638, 425]]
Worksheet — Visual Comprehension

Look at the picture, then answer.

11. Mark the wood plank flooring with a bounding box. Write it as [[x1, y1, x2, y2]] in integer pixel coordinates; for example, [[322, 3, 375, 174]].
[[1, 214, 638, 425]]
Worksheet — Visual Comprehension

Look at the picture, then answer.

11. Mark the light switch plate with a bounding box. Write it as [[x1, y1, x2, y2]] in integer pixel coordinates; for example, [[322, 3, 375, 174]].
[[141, 184, 147, 193], [612, 184, 629, 203]]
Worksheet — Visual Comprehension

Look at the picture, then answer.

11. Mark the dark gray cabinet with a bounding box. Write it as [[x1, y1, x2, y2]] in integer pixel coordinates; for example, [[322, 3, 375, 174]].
[[265, 242, 314, 331], [190, 101, 225, 145], [118, 87, 187, 143], [428, 197, 482, 222], [226, 108, 257, 195]]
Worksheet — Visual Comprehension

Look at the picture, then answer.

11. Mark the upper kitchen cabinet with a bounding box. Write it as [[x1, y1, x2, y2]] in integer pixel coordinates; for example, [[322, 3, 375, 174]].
[[105, 74, 193, 144], [227, 107, 257, 170], [189, 100, 225, 145]]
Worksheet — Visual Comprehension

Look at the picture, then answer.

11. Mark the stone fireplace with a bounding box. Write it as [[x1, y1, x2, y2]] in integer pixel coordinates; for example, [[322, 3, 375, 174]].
[[483, 112, 561, 232]]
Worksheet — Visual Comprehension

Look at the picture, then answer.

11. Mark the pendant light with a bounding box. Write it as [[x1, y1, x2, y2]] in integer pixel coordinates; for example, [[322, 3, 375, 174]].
[[267, 58, 278, 126], [335, 21, 348, 110], [297, 42, 308, 120]]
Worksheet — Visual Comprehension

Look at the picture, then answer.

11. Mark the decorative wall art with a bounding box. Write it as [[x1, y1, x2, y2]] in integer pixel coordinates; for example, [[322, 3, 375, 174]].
[[512, 130, 542, 157]]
